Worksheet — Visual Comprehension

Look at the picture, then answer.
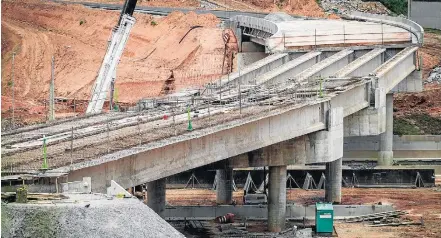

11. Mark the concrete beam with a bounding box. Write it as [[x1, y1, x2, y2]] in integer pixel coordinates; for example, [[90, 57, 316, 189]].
[[66, 80, 370, 192], [217, 53, 289, 87], [254, 51, 322, 86], [374, 46, 418, 92], [291, 49, 354, 84], [334, 48, 385, 77], [392, 69, 423, 92]]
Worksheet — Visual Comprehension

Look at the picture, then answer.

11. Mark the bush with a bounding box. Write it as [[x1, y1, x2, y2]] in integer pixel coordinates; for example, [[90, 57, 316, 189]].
[[150, 20, 157, 26], [379, 0, 407, 15], [393, 118, 420, 135]]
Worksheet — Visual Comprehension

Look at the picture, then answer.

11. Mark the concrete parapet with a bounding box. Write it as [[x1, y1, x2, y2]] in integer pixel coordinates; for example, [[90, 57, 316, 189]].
[[345, 11, 424, 45]]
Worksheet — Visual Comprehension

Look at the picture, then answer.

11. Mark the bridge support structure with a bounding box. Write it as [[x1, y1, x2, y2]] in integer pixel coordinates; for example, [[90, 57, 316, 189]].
[[147, 178, 166, 218], [325, 158, 342, 203], [268, 165, 287, 232], [378, 93, 394, 166], [216, 168, 234, 205]]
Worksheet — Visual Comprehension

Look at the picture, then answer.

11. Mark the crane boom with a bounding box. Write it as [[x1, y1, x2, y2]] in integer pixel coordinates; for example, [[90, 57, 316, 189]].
[[86, 0, 138, 114]]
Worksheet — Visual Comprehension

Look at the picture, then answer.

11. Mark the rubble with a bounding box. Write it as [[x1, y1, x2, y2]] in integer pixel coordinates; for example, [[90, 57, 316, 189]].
[[425, 66, 441, 84], [320, 0, 391, 15]]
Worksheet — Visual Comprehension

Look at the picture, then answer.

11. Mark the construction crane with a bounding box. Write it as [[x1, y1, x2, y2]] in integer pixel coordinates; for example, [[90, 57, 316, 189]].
[[86, 0, 138, 114]]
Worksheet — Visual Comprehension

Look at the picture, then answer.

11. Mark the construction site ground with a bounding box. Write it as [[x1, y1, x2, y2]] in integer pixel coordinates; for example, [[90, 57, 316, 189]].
[[165, 187, 441, 237]]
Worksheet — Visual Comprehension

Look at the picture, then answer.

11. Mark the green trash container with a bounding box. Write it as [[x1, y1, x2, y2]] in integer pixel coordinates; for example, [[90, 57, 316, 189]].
[[315, 203, 334, 233]]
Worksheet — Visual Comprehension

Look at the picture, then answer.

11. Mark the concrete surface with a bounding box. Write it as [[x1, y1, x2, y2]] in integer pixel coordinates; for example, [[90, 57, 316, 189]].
[[147, 178, 166, 218], [1, 193, 184, 238], [268, 165, 287, 232]]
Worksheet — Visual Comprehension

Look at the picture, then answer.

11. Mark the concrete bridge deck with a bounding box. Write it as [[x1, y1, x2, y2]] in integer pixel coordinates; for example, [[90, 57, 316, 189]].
[[1, 12, 424, 197]]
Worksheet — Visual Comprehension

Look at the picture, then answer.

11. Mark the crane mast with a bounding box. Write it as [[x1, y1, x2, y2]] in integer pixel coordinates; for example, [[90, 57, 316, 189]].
[[86, 0, 138, 114]]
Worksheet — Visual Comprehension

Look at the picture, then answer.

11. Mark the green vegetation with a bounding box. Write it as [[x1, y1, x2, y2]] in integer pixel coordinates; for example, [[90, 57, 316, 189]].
[[380, 0, 407, 16], [425, 28, 441, 35], [394, 113, 441, 135], [150, 20, 157, 26], [394, 118, 420, 135], [79, 19, 86, 25]]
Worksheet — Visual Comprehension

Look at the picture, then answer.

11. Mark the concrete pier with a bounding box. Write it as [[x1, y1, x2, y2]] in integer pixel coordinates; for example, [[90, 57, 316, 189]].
[[268, 165, 287, 232], [147, 178, 166, 218], [325, 158, 342, 203], [216, 168, 233, 204], [378, 93, 394, 166]]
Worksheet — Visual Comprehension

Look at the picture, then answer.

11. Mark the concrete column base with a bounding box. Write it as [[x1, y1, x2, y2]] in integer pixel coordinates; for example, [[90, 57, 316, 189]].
[[216, 168, 233, 204], [268, 165, 287, 232], [378, 151, 394, 166], [325, 158, 342, 204], [147, 178, 166, 218]]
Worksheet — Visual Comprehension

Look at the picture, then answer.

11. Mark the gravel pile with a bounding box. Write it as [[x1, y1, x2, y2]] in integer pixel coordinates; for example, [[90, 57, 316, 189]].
[[1, 193, 184, 238], [320, 0, 391, 15], [426, 66, 441, 84]]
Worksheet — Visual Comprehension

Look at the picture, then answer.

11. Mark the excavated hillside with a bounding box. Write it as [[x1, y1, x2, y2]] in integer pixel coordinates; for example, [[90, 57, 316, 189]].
[[1, 0, 237, 124]]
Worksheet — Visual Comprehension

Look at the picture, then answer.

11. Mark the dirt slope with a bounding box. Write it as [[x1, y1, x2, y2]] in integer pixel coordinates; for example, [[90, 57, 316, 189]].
[[1, 0, 234, 123]]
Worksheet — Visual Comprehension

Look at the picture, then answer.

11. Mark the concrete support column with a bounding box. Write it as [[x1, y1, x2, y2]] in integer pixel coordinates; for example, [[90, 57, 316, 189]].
[[378, 93, 394, 166], [325, 158, 342, 204], [216, 168, 233, 204], [268, 165, 287, 232], [147, 178, 166, 218]]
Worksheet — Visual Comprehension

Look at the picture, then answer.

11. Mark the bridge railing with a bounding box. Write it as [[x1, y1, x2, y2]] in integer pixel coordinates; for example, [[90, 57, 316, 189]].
[[267, 28, 414, 52], [343, 11, 424, 45]]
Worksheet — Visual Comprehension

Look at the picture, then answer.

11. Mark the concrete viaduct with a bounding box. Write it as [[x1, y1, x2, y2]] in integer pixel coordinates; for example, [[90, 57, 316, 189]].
[[2, 11, 424, 232]]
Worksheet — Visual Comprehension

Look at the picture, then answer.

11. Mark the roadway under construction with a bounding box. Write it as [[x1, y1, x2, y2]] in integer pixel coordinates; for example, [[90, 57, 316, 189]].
[[2, 3, 439, 236]]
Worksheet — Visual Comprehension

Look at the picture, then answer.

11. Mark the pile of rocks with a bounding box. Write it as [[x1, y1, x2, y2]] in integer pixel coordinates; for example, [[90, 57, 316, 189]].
[[426, 66, 441, 84], [321, 0, 392, 15]]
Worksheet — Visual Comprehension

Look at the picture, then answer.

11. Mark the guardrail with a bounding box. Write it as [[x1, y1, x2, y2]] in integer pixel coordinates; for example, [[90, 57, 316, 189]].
[[344, 11, 424, 45]]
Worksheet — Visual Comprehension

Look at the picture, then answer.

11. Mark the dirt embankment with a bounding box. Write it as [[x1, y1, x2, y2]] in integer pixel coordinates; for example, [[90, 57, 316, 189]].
[[393, 31, 441, 134], [1, 0, 235, 123], [68, 0, 200, 8]]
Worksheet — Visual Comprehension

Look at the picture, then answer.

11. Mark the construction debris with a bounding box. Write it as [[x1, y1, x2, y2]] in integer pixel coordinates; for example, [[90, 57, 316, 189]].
[[345, 210, 408, 223], [426, 65, 441, 84], [215, 213, 235, 223], [368, 217, 425, 227], [320, 0, 391, 15]]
